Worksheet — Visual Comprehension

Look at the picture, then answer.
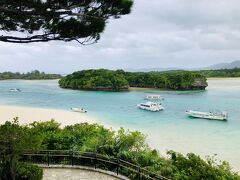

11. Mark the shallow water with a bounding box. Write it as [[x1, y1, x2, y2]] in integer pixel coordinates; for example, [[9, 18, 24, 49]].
[[0, 79, 239, 170]]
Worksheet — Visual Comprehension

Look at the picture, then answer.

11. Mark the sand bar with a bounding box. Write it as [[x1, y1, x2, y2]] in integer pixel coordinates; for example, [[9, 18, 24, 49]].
[[0, 105, 96, 127]]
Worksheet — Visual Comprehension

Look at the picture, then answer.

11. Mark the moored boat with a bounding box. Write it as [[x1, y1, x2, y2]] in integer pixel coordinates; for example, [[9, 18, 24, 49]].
[[186, 110, 228, 121], [9, 88, 21, 92], [71, 108, 87, 113], [145, 94, 164, 100], [137, 101, 164, 112]]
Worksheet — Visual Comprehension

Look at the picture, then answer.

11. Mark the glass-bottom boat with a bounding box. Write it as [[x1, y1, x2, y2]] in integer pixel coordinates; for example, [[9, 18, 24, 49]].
[[186, 110, 228, 121], [137, 102, 165, 112]]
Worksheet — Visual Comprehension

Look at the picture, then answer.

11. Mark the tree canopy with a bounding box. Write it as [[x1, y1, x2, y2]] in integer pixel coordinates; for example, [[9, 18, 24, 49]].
[[0, 70, 62, 80], [196, 68, 240, 78], [59, 69, 129, 91], [0, 118, 42, 180], [1, 120, 239, 179], [59, 69, 208, 91], [0, 0, 133, 43]]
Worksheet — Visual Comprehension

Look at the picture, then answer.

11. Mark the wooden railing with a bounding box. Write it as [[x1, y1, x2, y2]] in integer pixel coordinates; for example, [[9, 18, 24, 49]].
[[21, 150, 170, 180]]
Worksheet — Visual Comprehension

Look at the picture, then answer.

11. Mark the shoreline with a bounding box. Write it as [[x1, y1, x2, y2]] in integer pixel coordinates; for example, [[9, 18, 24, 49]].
[[0, 104, 239, 172], [207, 77, 240, 80], [1, 77, 240, 82], [0, 105, 96, 127]]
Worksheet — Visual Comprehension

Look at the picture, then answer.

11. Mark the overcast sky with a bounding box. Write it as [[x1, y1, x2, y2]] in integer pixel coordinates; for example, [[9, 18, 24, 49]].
[[1, 0, 240, 73]]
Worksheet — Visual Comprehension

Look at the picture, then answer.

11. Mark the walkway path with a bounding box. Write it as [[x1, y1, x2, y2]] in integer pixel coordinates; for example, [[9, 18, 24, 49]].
[[43, 168, 124, 180]]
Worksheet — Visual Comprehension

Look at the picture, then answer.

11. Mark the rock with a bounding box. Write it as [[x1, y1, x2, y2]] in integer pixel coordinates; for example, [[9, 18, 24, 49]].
[[192, 78, 208, 90]]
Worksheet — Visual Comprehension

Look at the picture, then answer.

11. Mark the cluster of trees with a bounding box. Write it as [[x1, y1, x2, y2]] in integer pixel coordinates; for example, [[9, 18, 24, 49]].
[[197, 68, 240, 78], [0, 119, 239, 180], [117, 70, 207, 90], [0, 119, 43, 180], [59, 69, 129, 91], [0, 0, 133, 44], [59, 69, 208, 91], [0, 70, 62, 80]]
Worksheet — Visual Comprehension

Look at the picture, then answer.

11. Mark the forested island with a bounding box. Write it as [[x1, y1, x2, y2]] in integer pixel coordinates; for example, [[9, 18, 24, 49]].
[[0, 70, 62, 80], [59, 69, 208, 91], [197, 68, 240, 77], [1, 120, 239, 180], [59, 69, 129, 91]]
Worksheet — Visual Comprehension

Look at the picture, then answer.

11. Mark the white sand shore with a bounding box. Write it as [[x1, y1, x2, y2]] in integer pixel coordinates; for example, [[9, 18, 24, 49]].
[[0, 105, 96, 127], [207, 77, 240, 80]]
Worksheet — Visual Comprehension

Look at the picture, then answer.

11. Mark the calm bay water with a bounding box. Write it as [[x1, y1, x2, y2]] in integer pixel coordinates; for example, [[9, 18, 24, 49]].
[[0, 79, 240, 169]]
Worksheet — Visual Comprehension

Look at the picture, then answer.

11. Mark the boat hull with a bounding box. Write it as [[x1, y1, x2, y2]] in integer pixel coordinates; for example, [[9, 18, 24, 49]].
[[137, 105, 164, 112], [186, 111, 227, 121], [144, 97, 164, 101], [71, 108, 87, 113]]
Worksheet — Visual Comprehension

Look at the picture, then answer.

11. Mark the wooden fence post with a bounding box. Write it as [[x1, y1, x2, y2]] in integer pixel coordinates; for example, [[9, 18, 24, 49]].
[[71, 151, 74, 166], [117, 159, 119, 175], [138, 166, 141, 180], [47, 151, 50, 166], [94, 154, 97, 169]]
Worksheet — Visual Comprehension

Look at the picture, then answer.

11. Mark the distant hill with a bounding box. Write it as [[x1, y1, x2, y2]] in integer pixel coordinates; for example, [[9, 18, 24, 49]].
[[207, 60, 240, 70], [125, 61, 240, 72], [125, 67, 186, 72], [0, 70, 62, 80]]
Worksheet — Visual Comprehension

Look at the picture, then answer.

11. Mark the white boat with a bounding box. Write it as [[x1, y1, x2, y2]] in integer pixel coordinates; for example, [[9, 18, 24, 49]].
[[137, 102, 164, 112], [145, 94, 164, 100], [186, 110, 228, 121], [9, 88, 21, 92], [71, 108, 87, 113]]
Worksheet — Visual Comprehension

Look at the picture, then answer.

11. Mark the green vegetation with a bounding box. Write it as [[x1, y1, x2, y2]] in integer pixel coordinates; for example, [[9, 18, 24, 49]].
[[16, 163, 43, 180], [0, 0, 133, 43], [197, 68, 240, 78], [119, 70, 207, 90], [59, 69, 129, 91], [0, 70, 62, 80], [0, 120, 239, 180], [0, 118, 42, 180], [59, 69, 208, 91]]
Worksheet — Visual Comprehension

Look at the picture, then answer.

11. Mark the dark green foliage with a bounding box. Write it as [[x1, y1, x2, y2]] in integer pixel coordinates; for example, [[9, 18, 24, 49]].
[[0, 119, 42, 180], [59, 69, 129, 91], [0, 70, 62, 80], [59, 69, 208, 91], [167, 151, 240, 180], [122, 70, 207, 90], [26, 120, 240, 179], [0, 0, 133, 43], [1, 120, 239, 179], [197, 68, 240, 78], [16, 163, 43, 180]]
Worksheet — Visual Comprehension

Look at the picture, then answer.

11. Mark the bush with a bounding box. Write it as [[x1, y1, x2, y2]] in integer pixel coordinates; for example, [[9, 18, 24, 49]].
[[59, 69, 208, 91], [16, 163, 43, 180]]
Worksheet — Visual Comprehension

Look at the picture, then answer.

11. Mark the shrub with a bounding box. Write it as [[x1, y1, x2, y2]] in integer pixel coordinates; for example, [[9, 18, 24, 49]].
[[16, 163, 43, 180]]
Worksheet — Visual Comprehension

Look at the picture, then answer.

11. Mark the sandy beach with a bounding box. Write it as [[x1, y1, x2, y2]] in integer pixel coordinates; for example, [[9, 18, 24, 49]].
[[207, 77, 240, 80], [207, 77, 240, 90], [0, 79, 240, 172], [0, 105, 96, 127]]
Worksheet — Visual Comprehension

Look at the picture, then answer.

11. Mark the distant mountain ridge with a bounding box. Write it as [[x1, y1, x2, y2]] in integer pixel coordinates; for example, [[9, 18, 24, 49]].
[[125, 67, 185, 72], [125, 61, 240, 72], [206, 60, 240, 70]]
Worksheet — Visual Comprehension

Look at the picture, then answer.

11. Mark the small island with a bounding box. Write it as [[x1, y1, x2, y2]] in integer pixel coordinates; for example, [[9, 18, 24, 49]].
[[0, 70, 62, 80], [59, 69, 208, 91], [59, 69, 129, 91]]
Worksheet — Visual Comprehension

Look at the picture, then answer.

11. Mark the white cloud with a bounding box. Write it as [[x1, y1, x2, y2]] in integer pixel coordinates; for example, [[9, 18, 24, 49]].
[[1, 0, 240, 73]]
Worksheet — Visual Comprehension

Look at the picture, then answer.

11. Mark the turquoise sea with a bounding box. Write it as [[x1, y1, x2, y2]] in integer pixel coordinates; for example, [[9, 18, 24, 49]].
[[0, 79, 240, 170]]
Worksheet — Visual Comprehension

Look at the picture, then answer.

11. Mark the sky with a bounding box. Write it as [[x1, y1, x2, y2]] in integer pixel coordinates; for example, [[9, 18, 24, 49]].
[[1, 0, 240, 73]]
